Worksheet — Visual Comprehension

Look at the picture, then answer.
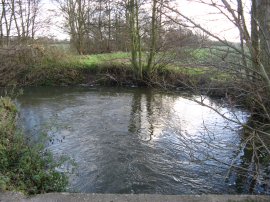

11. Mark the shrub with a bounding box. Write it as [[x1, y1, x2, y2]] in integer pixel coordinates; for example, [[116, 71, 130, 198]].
[[0, 97, 68, 195], [0, 45, 83, 87]]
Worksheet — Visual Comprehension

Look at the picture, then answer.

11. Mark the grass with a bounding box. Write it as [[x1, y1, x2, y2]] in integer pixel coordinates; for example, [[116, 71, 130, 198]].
[[168, 65, 209, 75], [0, 96, 68, 195], [76, 51, 218, 77], [79, 52, 131, 67], [70, 53, 229, 86], [191, 48, 211, 60], [0, 45, 234, 88]]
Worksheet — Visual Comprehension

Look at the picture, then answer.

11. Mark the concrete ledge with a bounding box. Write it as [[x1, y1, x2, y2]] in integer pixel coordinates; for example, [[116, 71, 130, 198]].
[[1, 192, 269, 202]]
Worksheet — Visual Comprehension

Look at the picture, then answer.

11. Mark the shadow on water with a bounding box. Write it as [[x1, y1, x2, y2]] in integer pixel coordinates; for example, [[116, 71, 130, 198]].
[[15, 86, 270, 194]]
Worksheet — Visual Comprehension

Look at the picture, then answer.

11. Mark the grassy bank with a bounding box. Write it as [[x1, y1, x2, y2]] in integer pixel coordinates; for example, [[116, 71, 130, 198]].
[[0, 97, 68, 195], [0, 46, 234, 98]]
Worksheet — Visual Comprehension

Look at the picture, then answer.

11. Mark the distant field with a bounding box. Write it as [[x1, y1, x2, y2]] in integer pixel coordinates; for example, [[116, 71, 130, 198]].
[[72, 51, 226, 78], [78, 52, 131, 67]]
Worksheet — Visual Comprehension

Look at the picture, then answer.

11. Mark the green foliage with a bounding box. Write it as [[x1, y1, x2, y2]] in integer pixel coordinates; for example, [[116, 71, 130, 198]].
[[0, 97, 68, 195]]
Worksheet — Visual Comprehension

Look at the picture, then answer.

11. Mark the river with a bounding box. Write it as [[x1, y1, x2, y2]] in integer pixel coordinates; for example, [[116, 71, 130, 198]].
[[15, 86, 268, 194]]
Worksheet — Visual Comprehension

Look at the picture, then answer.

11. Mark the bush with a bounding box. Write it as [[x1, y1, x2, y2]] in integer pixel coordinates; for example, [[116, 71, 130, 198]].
[[0, 45, 83, 87], [0, 97, 68, 195]]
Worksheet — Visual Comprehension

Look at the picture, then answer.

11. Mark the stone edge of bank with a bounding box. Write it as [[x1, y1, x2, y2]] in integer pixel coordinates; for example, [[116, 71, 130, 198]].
[[1, 192, 270, 202]]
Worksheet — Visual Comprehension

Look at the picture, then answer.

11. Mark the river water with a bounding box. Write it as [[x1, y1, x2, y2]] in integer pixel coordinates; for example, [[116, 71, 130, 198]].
[[15, 87, 267, 194]]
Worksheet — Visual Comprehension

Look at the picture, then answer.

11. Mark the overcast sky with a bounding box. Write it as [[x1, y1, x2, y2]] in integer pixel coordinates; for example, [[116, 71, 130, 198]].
[[176, 0, 251, 42], [40, 0, 251, 42]]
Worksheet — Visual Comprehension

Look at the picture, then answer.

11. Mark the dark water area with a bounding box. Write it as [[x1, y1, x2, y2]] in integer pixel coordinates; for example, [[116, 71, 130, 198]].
[[14, 87, 269, 194]]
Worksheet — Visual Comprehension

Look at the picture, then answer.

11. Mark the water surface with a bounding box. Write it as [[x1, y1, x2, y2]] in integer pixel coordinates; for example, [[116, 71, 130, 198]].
[[16, 87, 261, 194]]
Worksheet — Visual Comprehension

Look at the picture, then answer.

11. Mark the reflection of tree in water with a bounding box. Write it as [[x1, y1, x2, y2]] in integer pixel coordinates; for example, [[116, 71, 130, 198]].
[[128, 90, 270, 194], [180, 122, 270, 194], [144, 91, 154, 141], [227, 132, 270, 194], [128, 91, 142, 134], [128, 90, 171, 141]]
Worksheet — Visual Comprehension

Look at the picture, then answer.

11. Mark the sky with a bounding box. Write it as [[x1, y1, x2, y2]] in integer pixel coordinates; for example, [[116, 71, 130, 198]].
[[39, 0, 251, 42], [39, 0, 66, 39], [176, 0, 251, 42]]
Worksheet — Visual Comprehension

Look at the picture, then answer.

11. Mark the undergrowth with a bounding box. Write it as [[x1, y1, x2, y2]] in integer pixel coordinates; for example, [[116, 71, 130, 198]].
[[0, 45, 232, 95], [0, 97, 68, 195]]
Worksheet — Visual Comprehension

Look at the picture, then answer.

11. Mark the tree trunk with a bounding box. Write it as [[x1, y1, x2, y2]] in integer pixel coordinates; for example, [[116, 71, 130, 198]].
[[107, 0, 111, 52], [147, 0, 157, 75], [0, 0, 4, 46], [129, 0, 138, 74], [257, 0, 270, 75], [135, 0, 142, 79], [251, 0, 259, 73], [237, 0, 248, 78], [12, 0, 21, 41]]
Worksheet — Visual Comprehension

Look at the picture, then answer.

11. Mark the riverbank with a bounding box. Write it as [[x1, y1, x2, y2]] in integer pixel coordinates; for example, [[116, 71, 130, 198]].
[[1, 192, 269, 202], [0, 97, 68, 195], [0, 47, 232, 98]]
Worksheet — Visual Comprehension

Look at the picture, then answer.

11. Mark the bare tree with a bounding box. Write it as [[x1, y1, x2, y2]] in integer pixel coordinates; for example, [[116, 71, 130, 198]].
[[157, 0, 270, 192], [0, 0, 12, 46], [0, 0, 41, 46], [55, 0, 88, 54]]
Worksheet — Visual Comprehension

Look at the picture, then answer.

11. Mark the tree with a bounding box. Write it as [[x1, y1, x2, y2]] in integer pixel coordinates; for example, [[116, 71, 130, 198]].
[[146, 0, 157, 75], [55, 0, 88, 54], [0, 0, 41, 46], [256, 0, 270, 76], [159, 0, 270, 191], [127, 0, 142, 79]]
